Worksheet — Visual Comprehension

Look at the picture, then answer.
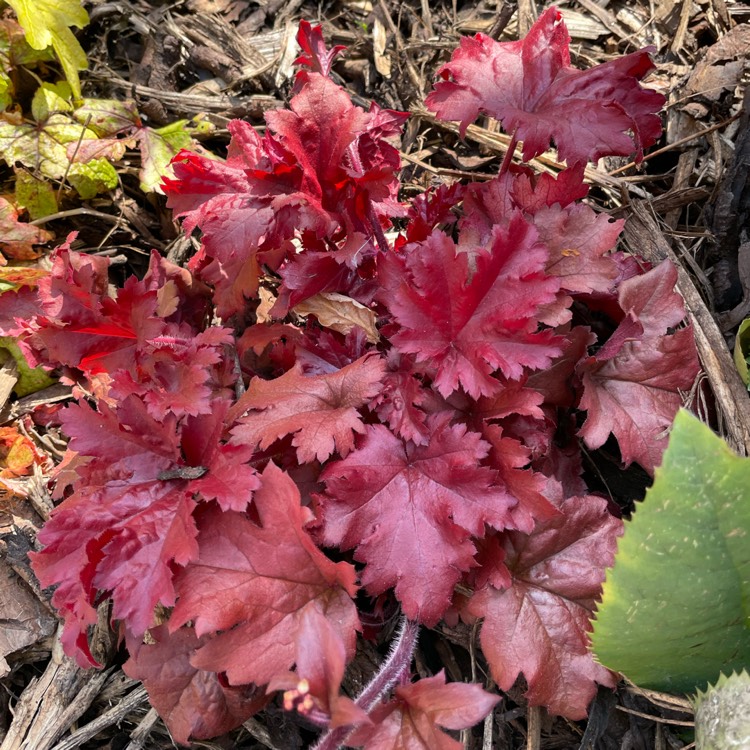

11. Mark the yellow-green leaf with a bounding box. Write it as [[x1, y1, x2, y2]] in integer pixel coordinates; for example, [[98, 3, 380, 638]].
[[138, 118, 215, 193], [14, 168, 58, 220], [0, 337, 55, 397], [68, 158, 118, 198], [5, 0, 89, 99], [733, 318, 750, 387]]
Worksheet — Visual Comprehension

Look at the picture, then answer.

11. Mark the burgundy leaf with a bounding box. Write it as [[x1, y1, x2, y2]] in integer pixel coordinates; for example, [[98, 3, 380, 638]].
[[577, 261, 700, 473], [124, 625, 268, 745], [348, 671, 499, 750], [426, 7, 665, 165], [169, 462, 360, 686], [230, 355, 386, 463], [380, 214, 562, 398], [319, 415, 517, 625], [466, 492, 622, 719]]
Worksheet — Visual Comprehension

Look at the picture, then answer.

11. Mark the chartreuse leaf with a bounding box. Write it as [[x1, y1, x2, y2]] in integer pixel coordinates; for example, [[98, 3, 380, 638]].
[[0, 84, 115, 199], [139, 117, 215, 193], [0, 337, 56, 397], [68, 158, 118, 198], [0, 17, 55, 69], [733, 317, 750, 388], [591, 410, 750, 693], [15, 168, 58, 219], [5, 0, 89, 100], [0, 18, 55, 111]]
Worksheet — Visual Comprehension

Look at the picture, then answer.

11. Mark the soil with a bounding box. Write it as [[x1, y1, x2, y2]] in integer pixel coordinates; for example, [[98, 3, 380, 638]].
[[0, 0, 748, 748]]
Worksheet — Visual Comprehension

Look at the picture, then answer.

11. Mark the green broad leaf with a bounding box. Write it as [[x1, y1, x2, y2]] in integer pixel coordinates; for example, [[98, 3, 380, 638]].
[[0, 337, 56, 397], [591, 410, 750, 694], [0, 18, 55, 110], [137, 117, 215, 193], [15, 168, 58, 219], [733, 318, 750, 388], [0, 110, 90, 180], [31, 81, 73, 120], [0, 86, 115, 199], [5, 0, 89, 100], [0, 74, 11, 112], [67, 157, 118, 198], [137, 120, 194, 194], [0, 17, 55, 69], [72, 97, 140, 136]]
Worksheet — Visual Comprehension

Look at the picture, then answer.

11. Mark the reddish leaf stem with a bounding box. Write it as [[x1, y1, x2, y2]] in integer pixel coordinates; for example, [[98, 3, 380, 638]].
[[312, 616, 420, 750], [498, 128, 518, 176], [367, 200, 391, 255]]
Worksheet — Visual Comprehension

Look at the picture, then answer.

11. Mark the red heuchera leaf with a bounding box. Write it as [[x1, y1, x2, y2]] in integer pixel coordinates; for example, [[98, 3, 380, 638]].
[[380, 214, 562, 398], [268, 603, 369, 730], [230, 354, 386, 463], [179, 400, 261, 513], [425, 7, 664, 165], [319, 415, 518, 625], [16, 247, 226, 417], [534, 204, 623, 294], [0, 267, 48, 337], [403, 182, 463, 244], [473, 379, 544, 421], [483, 424, 559, 530], [509, 164, 589, 210], [109, 325, 233, 419], [169, 462, 360, 686], [29, 394, 257, 666], [465, 492, 622, 719], [124, 625, 269, 745], [577, 260, 700, 473], [164, 74, 405, 316], [294, 20, 346, 80], [461, 170, 622, 295], [18, 245, 132, 371], [30, 396, 194, 666], [372, 362, 435, 446], [348, 671, 499, 750]]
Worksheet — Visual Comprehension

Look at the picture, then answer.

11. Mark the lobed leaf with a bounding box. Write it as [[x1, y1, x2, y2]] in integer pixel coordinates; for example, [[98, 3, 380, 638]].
[[467, 492, 622, 719], [425, 6, 664, 166], [577, 260, 700, 473], [320, 415, 518, 625], [6, 0, 89, 99], [170, 463, 360, 686], [348, 671, 499, 750], [231, 354, 387, 463], [124, 625, 269, 744], [381, 213, 562, 398]]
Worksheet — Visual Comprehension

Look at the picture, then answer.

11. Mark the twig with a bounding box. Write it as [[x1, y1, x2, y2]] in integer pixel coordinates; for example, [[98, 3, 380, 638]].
[[608, 114, 741, 176], [30, 207, 127, 227]]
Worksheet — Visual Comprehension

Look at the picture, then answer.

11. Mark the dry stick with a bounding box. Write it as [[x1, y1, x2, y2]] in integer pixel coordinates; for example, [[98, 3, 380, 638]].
[[313, 617, 420, 750], [623, 201, 750, 455], [377, 0, 423, 94], [30, 207, 126, 226], [607, 114, 740, 176]]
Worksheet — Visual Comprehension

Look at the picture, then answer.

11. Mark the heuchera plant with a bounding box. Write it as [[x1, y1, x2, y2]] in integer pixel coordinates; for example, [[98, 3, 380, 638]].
[[1, 8, 701, 747]]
